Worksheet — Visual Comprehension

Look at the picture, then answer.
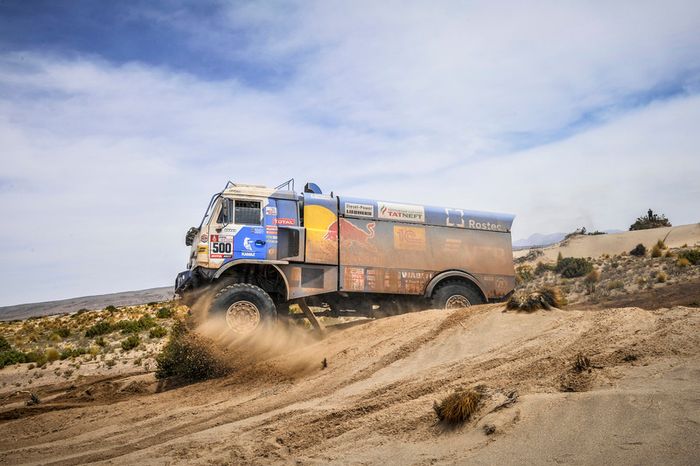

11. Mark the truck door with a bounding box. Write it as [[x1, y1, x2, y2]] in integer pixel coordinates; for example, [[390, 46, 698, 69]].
[[231, 199, 267, 260]]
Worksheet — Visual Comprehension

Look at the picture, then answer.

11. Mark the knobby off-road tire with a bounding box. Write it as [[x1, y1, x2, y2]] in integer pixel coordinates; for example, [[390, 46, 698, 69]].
[[210, 283, 277, 334], [431, 281, 484, 309]]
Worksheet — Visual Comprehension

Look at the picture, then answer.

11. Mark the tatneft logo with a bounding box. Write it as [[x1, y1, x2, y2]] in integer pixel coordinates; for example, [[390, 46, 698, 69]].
[[378, 202, 425, 222], [344, 202, 374, 217]]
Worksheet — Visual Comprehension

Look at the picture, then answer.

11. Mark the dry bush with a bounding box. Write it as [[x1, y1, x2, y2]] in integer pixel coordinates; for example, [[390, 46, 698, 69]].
[[584, 269, 600, 284], [555, 257, 593, 278], [650, 244, 662, 258], [656, 271, 667, 283], [573, 354, 591, 372], [676, 257, 691, 268], [506, 286, 566, 312], [433, 389, 482, 425], [155, 321, 231, 381], [630, 244, 646, 257]]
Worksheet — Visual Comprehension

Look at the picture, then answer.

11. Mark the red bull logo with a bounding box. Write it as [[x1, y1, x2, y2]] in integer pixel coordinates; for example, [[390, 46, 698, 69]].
[[324, 218, 376, 242]]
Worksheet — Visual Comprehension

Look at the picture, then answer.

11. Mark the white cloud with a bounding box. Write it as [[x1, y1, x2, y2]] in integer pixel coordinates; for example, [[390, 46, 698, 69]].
[[1, 1, 699, 305]]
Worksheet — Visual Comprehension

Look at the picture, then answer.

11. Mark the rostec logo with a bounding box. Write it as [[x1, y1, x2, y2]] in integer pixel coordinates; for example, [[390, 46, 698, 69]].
[[393, 226, 426, 251], [344, 202, 374, 218], [377, 202, 425, 223]]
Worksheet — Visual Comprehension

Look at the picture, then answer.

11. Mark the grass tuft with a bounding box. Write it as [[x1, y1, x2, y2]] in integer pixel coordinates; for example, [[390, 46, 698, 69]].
[[433, 389, 483, 425], [506, 286, 566, 312]]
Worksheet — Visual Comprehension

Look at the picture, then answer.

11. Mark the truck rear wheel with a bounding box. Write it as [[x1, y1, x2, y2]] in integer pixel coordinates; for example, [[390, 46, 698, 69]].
[[211, 283, 277, 334], [431, 282, 484, 309]]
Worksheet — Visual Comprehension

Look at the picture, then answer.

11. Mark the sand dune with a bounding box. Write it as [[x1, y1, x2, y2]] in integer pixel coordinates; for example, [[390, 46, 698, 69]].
[[1, 303, 698, 465], [514, 223, 700, 262]]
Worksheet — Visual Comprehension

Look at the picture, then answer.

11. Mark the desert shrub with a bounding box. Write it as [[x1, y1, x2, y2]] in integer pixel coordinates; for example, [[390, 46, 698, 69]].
[[584, 269, 600, 284], [0, 349, 27, 368], [60, 347, 88, 360], [629, 209, 672, 231], [105, 305, 118, 313], [149, 326, 167, 339], [0, 335, 11, 352], [24, 351, 47, 366], [116, 315, 157, 334], [45, 348, 60, 362], [650, 244, 662, 258], [535, 261, 555, 275], [156, 307, 173, 319], [606, 280, 625, 290], [55, 327, 70, 338], [515, 265, 534, 283], [433, 389, 483, 424], [95, 336, 106, 347], [555, 257, 593, 278], [678, 249, 700, 265], [656, 272, 667, 283], [121, 335, 141, 351], [676, 257, 691, 267], [85, 321, 113, 338], [106, 359, 117, 368], [155, 321, 230, 381], [506, 286, 566, 312], [656, 239, 667, 250], [629, 244, 646, 257], [75, 308, 89, 315]]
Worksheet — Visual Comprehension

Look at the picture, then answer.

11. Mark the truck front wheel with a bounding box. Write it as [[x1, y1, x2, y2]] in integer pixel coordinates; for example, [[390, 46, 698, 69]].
[[431, 282, 484, 309], [211, 283, 277, 334]]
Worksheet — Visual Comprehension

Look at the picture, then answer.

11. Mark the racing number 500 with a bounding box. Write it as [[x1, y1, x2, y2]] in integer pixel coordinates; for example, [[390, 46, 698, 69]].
[[211, 242, 232, 254]]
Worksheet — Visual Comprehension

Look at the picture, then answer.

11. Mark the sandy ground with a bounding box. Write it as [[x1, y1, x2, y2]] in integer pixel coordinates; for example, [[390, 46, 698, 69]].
[[514, 223, 700, 262], [1, 302, 699, 465]]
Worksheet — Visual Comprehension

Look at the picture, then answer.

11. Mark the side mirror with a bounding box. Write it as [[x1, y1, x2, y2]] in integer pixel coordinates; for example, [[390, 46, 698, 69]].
[[185, 227, 198, 246]]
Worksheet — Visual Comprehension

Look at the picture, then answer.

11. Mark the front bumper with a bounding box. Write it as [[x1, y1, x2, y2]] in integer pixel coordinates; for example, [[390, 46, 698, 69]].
[[174, 270, 193, 296]]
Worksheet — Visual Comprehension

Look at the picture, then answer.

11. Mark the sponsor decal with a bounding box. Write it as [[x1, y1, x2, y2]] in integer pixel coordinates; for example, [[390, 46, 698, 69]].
[[445, 208, 466, 227], [344, 202, 374, 218], [393, 226, 426, 251], [200, 233, 208, 243], [378, 202, 425, 223], [274, 217, 296, 226], [324, 218, 375, 242], [265, 206, 277, 216], [345, 267, 365, 291], [197, 245, 208, 254], [467, 219, 505, 232], [243, 237, 253, 251], [241, 252, 256, 257], [210, 235, 233, 258], [399, 270, 433, 293]]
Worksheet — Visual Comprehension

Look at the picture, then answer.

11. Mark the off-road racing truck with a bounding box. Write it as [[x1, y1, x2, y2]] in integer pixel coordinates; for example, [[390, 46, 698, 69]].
[[175, 180, 515, 333]]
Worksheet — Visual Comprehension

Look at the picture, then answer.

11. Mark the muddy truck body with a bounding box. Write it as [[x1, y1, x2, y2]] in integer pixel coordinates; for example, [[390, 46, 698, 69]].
[[175, 181, 515, 333]]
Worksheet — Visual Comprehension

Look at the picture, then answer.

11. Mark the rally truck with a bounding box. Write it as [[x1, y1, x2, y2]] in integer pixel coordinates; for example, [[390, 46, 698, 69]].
[[175, 180, 515, 333]]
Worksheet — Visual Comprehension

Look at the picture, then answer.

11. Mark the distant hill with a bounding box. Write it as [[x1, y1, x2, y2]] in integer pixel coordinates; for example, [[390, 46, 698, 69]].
[[0, 286, 173, 321], [513, 232, 567, 249], [513, 229, 625, 249]]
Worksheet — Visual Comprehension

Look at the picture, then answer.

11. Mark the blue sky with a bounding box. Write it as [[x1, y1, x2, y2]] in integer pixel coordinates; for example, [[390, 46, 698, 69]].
[[1, 1, 699, 306]]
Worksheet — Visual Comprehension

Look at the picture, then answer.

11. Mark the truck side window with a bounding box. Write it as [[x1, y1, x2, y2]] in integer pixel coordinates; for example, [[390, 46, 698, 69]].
[[216, 199, 232, 224], [235, 200, 261, 225]]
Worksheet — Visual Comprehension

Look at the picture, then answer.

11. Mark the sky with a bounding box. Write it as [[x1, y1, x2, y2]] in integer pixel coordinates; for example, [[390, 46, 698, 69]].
[[1, 0, 699, 306]]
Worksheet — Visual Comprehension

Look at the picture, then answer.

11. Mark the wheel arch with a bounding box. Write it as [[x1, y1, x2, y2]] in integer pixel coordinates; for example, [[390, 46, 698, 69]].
[[213, 260, 290, 302], [424, 270, 487, 302]]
